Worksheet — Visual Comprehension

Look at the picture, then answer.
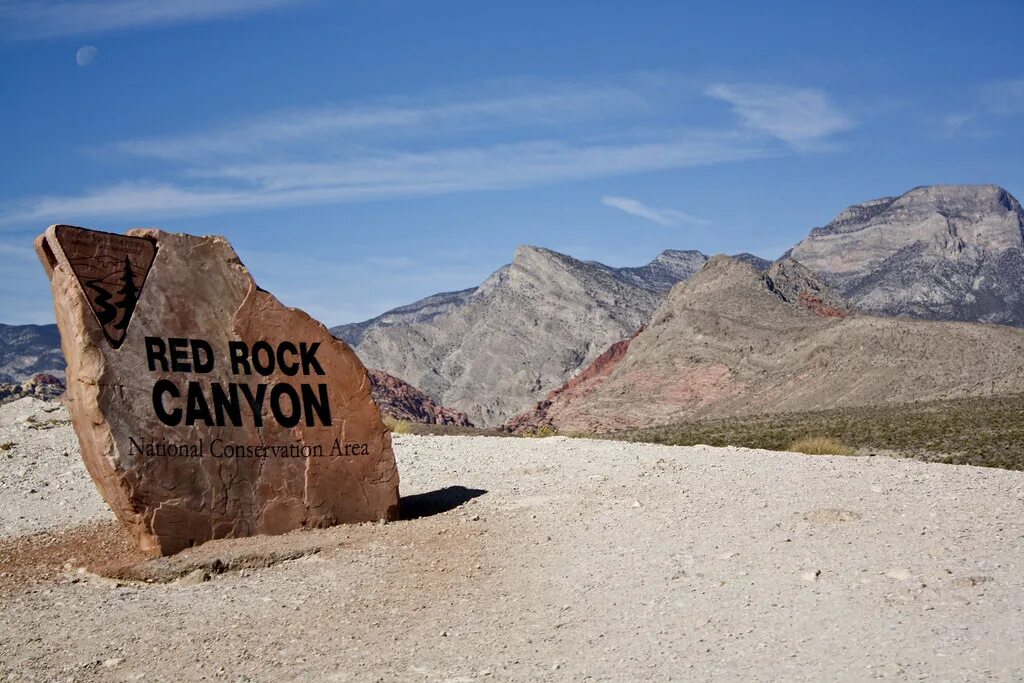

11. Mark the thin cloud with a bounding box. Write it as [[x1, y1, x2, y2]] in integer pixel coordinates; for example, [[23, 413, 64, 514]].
[[706, 83, 855, 148], [0, 0, 306, 39], [940, 112, 974, 138], [1, 132, 771, 226], [981, 77, 1024, 115], [0, 78, 854, 228], [116, 86, 652, 161], [601, 196, 708, 226]]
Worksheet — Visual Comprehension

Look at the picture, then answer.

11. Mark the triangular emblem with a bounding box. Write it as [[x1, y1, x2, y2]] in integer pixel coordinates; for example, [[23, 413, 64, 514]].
[[53, 225, 157, 349]]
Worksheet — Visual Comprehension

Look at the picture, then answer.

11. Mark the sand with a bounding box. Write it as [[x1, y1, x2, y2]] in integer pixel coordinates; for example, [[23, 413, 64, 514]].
[[0, 398, 1022, 681]]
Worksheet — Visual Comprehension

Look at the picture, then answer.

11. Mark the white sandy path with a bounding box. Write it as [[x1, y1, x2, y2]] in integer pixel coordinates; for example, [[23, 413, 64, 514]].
[[0, 398, 1022, 681]]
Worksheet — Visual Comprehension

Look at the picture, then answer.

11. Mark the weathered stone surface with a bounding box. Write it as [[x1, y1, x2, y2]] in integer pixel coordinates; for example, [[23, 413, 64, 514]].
[[35, 225, 399, 556]]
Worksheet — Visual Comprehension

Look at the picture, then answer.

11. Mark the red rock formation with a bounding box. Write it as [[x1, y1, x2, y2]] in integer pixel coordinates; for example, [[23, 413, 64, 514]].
[[368, 369, 473, 426], [503, 330, 639, 434]]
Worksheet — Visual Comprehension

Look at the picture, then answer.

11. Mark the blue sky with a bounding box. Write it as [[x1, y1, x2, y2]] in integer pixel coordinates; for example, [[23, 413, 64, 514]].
[[2, 0, 1023, 326]]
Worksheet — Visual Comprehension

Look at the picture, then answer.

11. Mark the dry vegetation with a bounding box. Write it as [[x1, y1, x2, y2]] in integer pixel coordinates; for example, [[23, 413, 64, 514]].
[[382, 417, 413, 434], [602, 393, 1024, 471], [380, 394, 1024, 471], [786, 436, 856, 456]]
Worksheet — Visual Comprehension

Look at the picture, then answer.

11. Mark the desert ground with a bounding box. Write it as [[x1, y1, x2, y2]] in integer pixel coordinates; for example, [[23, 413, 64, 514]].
[[1, 397, 1022, 681]]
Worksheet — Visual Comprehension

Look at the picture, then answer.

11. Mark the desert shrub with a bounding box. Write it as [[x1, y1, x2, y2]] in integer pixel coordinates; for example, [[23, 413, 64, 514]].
[[383, 417, 413, 434], [602, 394, 1024, 470], [786, 436, 856, 456], [520, 425, 559, 438]]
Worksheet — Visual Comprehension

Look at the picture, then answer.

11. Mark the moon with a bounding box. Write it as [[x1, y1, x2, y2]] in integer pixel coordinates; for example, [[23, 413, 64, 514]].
[[75, 46, 98, 67]]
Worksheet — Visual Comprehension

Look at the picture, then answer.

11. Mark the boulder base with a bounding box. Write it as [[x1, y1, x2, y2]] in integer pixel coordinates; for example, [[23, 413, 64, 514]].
[[36, 225, 399, 556]]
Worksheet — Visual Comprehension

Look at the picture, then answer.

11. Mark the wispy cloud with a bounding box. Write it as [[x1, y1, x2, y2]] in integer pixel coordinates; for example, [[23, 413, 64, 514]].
[[601, 195, 708, 226], [981, 77, 1024, 115], [940, 112, 975, 138], [935, 77, 1023, 139], [0, 0, 306, 39], [2, 132, 770, 225], [1, 77, 857, 228], [705, 83, 855, 148], [117, 85, 653, 161]]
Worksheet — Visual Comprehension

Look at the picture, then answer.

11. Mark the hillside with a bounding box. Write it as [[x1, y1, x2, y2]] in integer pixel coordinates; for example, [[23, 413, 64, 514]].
[[506, 256, 1024, 433]]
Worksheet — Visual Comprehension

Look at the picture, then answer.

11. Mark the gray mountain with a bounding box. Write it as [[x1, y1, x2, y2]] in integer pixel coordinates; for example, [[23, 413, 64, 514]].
[[332, 287, 476, 347], [0, 323, 65, 383], [789, 184, 1024, 326], [351, 246, 671, 425], [592, 249, 710, 291], [331, 248, 722, 346]]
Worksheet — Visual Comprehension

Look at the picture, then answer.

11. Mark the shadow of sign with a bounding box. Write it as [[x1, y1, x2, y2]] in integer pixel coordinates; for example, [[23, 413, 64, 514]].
[[401, 486, 488, 520]]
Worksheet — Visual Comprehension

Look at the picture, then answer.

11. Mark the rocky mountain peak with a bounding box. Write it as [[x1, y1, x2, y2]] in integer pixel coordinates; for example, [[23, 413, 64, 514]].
[[661, 255, 849, 322], [511, 244, 566, 266], [815, 184, 1023, 240], [658, 255, 777, 322], [654, 248, 707, 263], [789, 184, 1024, 325]]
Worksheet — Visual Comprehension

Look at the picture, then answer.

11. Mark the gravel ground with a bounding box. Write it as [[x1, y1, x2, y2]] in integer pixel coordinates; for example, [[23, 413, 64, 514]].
[[0, 399, 112, 536], [0, 398, 1022, 681]]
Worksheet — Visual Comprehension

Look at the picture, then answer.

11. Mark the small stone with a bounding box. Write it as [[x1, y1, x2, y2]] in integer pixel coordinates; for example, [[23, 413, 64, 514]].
[[886, 568, 913, 581], [178, 569, 210, 586], [801, 569, 821, 582], [103, 658, 123, 668]]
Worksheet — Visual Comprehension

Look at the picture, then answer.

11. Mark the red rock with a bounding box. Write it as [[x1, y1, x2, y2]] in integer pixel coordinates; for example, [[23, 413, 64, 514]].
[[35, 225, 399, 556], [368, 369, 473, 427]]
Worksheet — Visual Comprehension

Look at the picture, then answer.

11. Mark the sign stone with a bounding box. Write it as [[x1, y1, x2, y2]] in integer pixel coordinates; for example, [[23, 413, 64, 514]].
[[36, 225, 400, 556]]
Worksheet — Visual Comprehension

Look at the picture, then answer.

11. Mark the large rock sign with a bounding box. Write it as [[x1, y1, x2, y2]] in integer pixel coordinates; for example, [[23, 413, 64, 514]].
[[35, 225, 400, 556]]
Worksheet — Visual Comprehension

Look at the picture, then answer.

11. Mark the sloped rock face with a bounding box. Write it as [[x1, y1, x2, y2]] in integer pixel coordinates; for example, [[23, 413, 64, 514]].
[[506, 255, 1024, 433], [789, 185, 1024, 325], [36, 225, 399, 556], [765, 259, 850, 318], [502, 330, 639, 434], [354, 246, 663, 426], [369, 369, 473, 426], [607, 249, 709, 291], [332, 288, 476, 347]]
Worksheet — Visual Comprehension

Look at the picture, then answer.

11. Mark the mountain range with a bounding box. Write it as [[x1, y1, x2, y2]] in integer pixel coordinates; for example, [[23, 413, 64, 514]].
[[505, 255, 1024, 433], [6, 184, 1023, 428]]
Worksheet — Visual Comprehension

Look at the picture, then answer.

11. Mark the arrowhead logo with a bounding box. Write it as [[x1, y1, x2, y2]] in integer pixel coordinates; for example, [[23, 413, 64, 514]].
[[53, 225, 157, 349]]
